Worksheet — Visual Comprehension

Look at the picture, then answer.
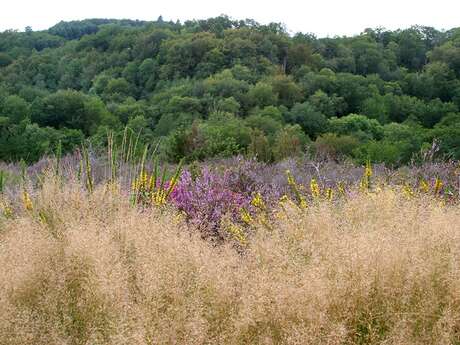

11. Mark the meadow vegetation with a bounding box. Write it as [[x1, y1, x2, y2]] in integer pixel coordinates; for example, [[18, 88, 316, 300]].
[[1, 153, 460, 344]]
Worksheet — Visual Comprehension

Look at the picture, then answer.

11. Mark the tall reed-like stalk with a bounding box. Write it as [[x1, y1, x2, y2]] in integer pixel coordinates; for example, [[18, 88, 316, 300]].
[[0, 170, 4, 194], [54, 140, 62, 177], [286, 170, 307, 208], [107, 131, 117, 184], [81, 144, 93, 193]]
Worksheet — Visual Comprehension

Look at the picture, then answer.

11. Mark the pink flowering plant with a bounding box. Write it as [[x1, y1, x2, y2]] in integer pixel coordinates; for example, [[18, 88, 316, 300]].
[[171, 168, 252, 238]]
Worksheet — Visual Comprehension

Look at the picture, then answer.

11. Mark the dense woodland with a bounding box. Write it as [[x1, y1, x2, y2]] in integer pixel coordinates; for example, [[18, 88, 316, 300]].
[[0, 16, 460, 164]]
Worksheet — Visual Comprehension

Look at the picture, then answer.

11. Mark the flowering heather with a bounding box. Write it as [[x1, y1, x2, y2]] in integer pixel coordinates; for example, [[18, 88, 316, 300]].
[[171, 168, 251, 237], [2, 153, 460, 219]]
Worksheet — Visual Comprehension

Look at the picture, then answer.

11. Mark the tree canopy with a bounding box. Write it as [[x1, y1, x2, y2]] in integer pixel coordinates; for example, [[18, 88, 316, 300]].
[[1, 17, 460, 164]]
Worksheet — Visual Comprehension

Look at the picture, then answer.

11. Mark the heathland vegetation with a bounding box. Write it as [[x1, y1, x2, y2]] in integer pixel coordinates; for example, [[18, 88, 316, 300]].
[[2, 16, 460, 344], [1, 151, 460, 344], [1, 17, 460, 164]]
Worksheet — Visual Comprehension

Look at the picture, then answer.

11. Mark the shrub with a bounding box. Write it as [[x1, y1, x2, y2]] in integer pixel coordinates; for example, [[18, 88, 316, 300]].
[[171, 168, 250, 237], [273, 124, 310, 161], [314, 133, 360, 160]]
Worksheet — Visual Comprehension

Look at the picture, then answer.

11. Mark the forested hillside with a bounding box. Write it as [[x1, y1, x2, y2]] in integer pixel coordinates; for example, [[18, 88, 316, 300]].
[[1, 16, 460, 164]]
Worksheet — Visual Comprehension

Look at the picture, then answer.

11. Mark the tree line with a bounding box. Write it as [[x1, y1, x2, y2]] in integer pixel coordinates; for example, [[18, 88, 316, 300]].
[[0, 16, 459, 165]]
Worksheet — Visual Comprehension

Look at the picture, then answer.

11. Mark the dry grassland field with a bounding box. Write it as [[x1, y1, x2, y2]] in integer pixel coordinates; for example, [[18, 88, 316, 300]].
[[1, 156, 460, 345]]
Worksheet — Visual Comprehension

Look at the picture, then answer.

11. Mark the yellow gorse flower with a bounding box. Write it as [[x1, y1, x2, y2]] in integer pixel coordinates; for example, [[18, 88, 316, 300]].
[[337, 181, 346, 195], [132, 171, 174, 206], [149, 175, 155, 191], [403, 184, 414, 198], [286, 170, 308, 209], [22, 191, 33, 211], [227, 224, 247, 245], [310, 178, 320, 199], [251, 193, 265, 210], [152, 189, 167, 206], [434, 177, 443, 195], [325, 188, 333, 201], [419, 179, 430, 193], [286, 171, 295, 187], [299, 198, 308, 209], [240, 208, 253, 224], [1, 200, 13, 218], [360, 160, 373, 192], [365, 160, 372, 178], [279, 194, 289, 203]]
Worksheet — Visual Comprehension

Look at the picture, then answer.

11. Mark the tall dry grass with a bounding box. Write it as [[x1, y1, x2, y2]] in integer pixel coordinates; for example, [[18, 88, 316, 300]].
[[1, 178, 460, 344]]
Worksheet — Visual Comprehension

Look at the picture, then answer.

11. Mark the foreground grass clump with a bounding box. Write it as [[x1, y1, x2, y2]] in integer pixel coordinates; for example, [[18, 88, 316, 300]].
[[1, 178, 460, 344]]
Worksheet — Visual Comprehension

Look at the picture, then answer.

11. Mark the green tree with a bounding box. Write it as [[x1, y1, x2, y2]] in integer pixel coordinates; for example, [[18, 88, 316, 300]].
[[248, 82, 278, 107], [31, 90, 105, 135], [0, 52, 13, 67], [286, 101, 328, 138], [314, 133, 359, 160], [273, 124, 310, 160], [329, 114, 384, 141], [269, 74, 303, 108], [309, 90, 346, 117], [248, 129, 272, 162], [0, 95, 30, 124]]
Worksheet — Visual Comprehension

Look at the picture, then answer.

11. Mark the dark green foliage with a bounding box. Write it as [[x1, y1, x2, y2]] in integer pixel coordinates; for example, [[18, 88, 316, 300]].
[[0, 18, 460, 166], [329, 114, 384, 141], [0, 120, 83, 163], [286, 101, 328, 138], [0, 53, 13, 67], [30, 90, 109, 135], [314, 133, 360, 160]]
